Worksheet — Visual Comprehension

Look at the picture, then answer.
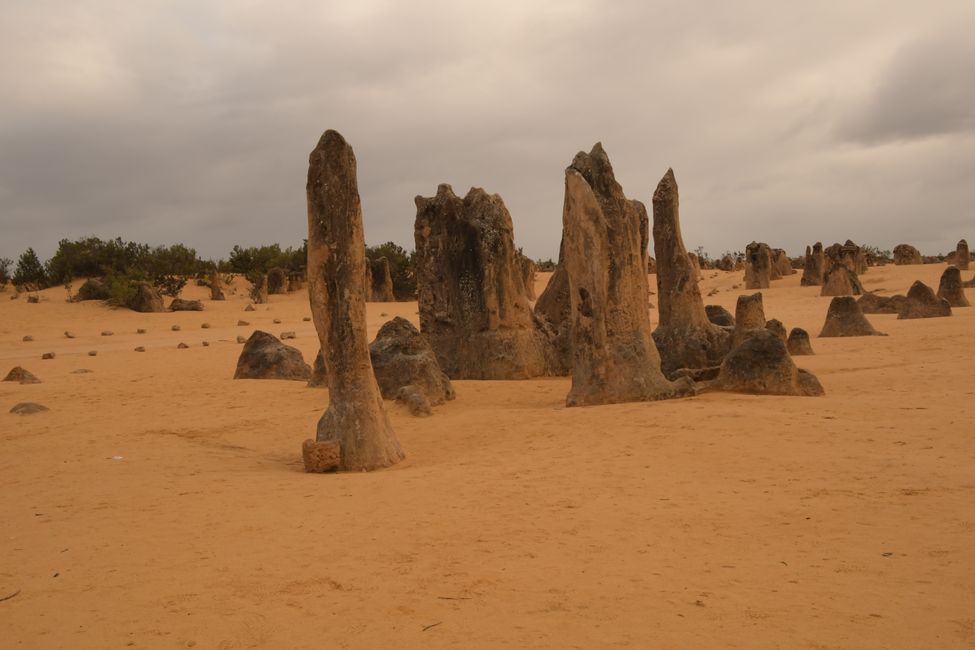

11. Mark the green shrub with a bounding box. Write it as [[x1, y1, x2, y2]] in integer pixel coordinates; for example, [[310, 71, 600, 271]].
[[13, 248, 47, 288]]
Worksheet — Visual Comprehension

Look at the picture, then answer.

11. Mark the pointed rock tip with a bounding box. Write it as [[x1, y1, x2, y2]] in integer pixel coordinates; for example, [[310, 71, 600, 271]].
[[653, 168, 678, 202]]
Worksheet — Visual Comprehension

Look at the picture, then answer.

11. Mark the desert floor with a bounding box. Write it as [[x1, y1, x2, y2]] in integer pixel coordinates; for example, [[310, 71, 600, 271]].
[[1, 263, 974, 649]]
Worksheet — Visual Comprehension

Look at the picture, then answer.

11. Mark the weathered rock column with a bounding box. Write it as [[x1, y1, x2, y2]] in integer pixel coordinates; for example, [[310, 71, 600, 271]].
[[370, 257, 396, 302], [957, 239, 970, 270], [562, 144, 692, 406], [209, 271, 226, 300], [744, 242, 772, 289], [800, 242, 825, 286], [937, 266, 970, 307], [305, 129, 404, 472], [650, 168, 730, 377]]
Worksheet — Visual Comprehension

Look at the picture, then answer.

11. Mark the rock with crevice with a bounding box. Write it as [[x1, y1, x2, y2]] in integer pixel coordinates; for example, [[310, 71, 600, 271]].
[[857, 292, 907, 314], [898, 280, 952, 319], [706, 330, 823, 396], [369, 317, 454, 414], [705, 304, 735, 328], [820, 296, 886, 337], [800, 242, 825, 286], [233, 330, 311, 380], [126, 282, 165, 312], [744, 242, 773, 289]]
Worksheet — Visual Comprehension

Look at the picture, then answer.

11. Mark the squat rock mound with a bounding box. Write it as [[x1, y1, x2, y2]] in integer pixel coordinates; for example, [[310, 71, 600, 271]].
[[3, 366, 41, 384], [786, 328, 814, 355], [234, 331, 311, 381], [369, 317, 455, 416], [858, 293, 906, 314], [898, 281, 952, 319], [10, 402, 49, 415], [170, 298, 204, 311], [706, 330, 823, 396], [127, 282, 165, 313], [937, 266, 970, 307], [820, 296, 886, 337], [893, 244, 922, 265]]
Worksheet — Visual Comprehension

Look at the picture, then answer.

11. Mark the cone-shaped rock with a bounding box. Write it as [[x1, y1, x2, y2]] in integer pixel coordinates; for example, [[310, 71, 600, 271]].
[[370, 257, 396, 302], [732, 292, 767, 347], [705, 304, 735, 328], [234, 331, 311, 381], [707, 330, 823, 396], [787, 328, 814, 355], [414, 184, 557, 379], [957, 239, 970, 270], [127, 282, 164, 312], [857, 292, 907, 314], [820, 296, 886, 337], [562, 144, 692, 406], [898, 280, 952, 319], [307, 349, 328, 387], [651, 169, 730, 377], [800, 242, 825, 286], [893, 244, 922, 265], [306, 129, 404, 471], [820, 265, 863, 296], [370, 317, 455, 415], [937, 266, 970, 307], [744, 242, 772, 289], [3, 366, 41, 384]]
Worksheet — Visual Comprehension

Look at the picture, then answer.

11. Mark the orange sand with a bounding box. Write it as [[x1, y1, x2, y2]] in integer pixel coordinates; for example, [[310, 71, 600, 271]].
[[1, 264, 974, 649]]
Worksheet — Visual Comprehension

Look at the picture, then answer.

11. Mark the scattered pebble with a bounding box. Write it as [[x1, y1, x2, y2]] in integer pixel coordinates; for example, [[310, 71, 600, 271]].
[[177, 342, 189, 349], [281, 331, 296, 340], [136, 328, 147, 334], [22, 335, 34, 342], [171, 325, 181, 331], [42, 352, 55, 360], [64, 331, 76, 339], [101, 331, 114, 336], [273, 318, 282, 324], [201, 323, 210, 329], [87, 351, 97, 357], [27, 295, 39, 303], [236, 336, 246, 344], [237, 320, 249, 326], [302, 317, 311, 322], [70, 369, 93, 374], [202, 341, 210, 347], [134, 346, 146, 352]]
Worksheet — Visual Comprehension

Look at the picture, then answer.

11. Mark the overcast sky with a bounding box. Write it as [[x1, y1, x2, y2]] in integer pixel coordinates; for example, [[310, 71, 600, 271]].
[[1, 1, 973, 263]]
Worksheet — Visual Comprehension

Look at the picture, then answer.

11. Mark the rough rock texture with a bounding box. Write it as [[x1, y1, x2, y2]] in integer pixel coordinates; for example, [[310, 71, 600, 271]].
[[42, 352, 55, 360], [233, 330, 311, 381], [10, 402, 49, 415], [848, 240, 868, 274], [369, 317, 455, 413], [765, 319, 787, 342], [395, 385, 433, 417], [518, 253, 538, 300], [307, 349, 328, 387], [731, 292, 767, 348], [893, 244, 922, 265], [800, 242, 825, 286], [369, 257, 396, 302], [3, 366, 41, 384], [267, 267, 288, 294], [957, 239, 970, 271], [705, 304, 735, 328], [414, 184, 558, 379], [772, 249, 795, 278], [687, 252, 703, 281], [707, 330, 823, 396], [787, 328, 814, 355], [898, 281, 952, 319], [301, 438, 341, 473], [209, 271, 226, 300], [821, 265, 864, 297], [744, 242, 773, 289], [820, 296, 886, 337], [307, 129, 404, 471], [532, 242, 572, 369], [650, 169, 730, 377], [170, 298, 203, 311], [126, 282, 164, 313], [857, 293, 907, 314], [250, 274, 269, 304], [937, 266, 970, 307], [75, 278, 110, 301], [561, 144, 692, 406]]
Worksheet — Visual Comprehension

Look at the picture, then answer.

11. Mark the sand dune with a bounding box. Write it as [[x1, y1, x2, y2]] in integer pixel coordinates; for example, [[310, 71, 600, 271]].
[[1, 264, 973, 648]]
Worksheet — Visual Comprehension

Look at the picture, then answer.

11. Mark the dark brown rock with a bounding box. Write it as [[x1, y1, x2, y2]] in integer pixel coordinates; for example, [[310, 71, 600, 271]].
[[41, 352, 55, 360], [706, 330, 823, 396], [800, 242, 825, 286], [650, 169, 730, 377], [731, 293, 767, 348], [369, 257, 395, 302], [820, 296, 886, 336], [561, 144, 692, 406], [786, 328, 814, 355], [414, 184, 557, 379], [369, 317, 454, 412], [765, 319, 787, 342], [705, 304, 735, 328], [3, 366, 40, 384], [937, 266, 970, 307], [893, 244, 922, 265], [957, 239, 970, 270], [898, 280, 952, 319], [744, 242, 772, 289], [126, 282, 164, 312], [267, 267, 288, 294], [169, 298, 203, 311], [307, 349, 328, 387], [307, 129, 403, 471], [857, 292, 907, 314], [716, 254, 735, 272], [233, 330, 311, 381], [395, 385, 433, 417]]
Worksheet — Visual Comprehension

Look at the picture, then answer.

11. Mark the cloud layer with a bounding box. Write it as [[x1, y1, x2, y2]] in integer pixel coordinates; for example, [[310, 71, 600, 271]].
[[2, 1, 973, 262]]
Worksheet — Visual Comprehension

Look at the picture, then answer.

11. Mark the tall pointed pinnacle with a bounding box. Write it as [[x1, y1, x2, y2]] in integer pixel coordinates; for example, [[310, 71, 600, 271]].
[[305, 129, 404, 472]]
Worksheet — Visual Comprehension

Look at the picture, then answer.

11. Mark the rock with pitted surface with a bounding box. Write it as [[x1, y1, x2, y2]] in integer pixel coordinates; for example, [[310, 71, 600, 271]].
[[301, 438, 340, 473], [957, 239, 970, 271], [820, 296, 886, 337], [857, 292, 907, 314], [170, 298, 204, 311], [415, 183, 560, 379], [786, 328, 814, 355], [209, 271, 226, 300], [893, 244, 922, 265], [306, 130, 403, 471], [561, 145, 693, 406], [307, 349, 328, 387], [518, 253, 538, 300], [650, 168, 731, 378], [369, 317, 454, 414], [75, 278, 110, 301], [744, 242, 773, 289], [772, 249, 795, 278], [3, 366, 40, 384], [731, 292, 767, 348], [705, 304, 735, 328], [820, 242, 865, 296], [937, 266, 970, 307], [801, 242, 825, 286], [898, 281, 952, 319], [765, 319, 787, 342], [369, 257, 396, 302], [706, 330, 823, 396], [126, 282, 164, 312], [532, 241, 572, 371], [233, 330, 311, 381]]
